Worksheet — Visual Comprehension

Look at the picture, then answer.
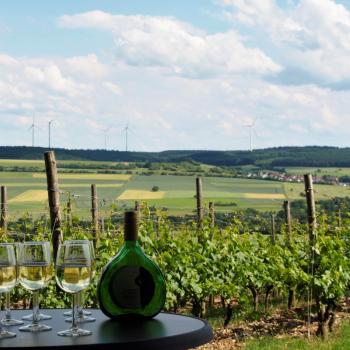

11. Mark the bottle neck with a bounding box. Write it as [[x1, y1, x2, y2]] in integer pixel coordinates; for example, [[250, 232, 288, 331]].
[[123, 240, 138, 247]]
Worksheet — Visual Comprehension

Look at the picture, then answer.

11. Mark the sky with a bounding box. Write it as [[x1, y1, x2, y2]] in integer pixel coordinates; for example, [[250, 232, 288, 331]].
[[1, 0, 350, 151]]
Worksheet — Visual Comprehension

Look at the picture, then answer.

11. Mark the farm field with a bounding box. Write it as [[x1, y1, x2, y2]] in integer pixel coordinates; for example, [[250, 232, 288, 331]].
[[1, 165, 350, 217], [286, 166, 350, 177]]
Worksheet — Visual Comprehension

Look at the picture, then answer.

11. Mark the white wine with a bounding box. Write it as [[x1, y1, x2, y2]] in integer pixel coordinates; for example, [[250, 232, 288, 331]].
[[0, 266, 16, 293], [19, 264, 52, 291], [55, 265, 91, 293]]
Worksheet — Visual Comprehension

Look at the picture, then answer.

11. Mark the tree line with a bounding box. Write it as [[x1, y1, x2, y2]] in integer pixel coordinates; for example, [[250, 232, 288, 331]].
[[2, 145, 350, 167]]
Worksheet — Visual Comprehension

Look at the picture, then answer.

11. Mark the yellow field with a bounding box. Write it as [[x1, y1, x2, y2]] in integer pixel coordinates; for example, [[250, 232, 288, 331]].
[[0, 159, 44, 164], [9, 190, 47, 203], [118, 190, 165, 200], [243, 193, 286, 199], [32, 173, 131, 181], [0, 183, 45, 187], [59, 183, 123, 188]]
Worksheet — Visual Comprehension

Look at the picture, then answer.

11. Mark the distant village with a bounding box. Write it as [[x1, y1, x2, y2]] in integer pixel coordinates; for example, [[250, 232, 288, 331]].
[[245, 170, 346, 187]]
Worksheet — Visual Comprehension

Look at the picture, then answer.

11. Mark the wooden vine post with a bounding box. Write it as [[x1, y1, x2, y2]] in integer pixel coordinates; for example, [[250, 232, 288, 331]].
[[304, 174, 333, 339], [271, 213, 276, 244], [304, 174, 317, 245], [283, 200, 292, 244], [91, 184, 99, 247], [208, 201, 215, 308], [66, 191, 72, 228], [283, 200, 295, 309], [134, 201, 140, 216], [44, 151, 62, 261], [209, 202, 215, 228], [0, 185, 7, 232], [196, 177, 203, 229]]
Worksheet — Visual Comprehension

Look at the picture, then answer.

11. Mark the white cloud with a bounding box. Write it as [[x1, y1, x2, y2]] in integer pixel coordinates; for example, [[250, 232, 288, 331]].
[[59, 11, 281, 78], [0, 54, 18, 66], [24, 63, 92, 96], [103, 81, 122, 95], [1, 5, 350, 150], [65, 54, 109, 78], [220, 0, 350, 85]]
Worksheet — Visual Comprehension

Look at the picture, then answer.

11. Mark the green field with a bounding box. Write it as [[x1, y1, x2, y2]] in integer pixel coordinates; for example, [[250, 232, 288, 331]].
[[0, 172, 347, 218], [286, 167, 350, 177], [0, 171, 286, 216], [1, 160, 350, 218]]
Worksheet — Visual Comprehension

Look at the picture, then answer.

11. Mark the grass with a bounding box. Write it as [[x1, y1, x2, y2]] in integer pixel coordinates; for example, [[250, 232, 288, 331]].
[[245, 322, 350, 350], [9, 190, 47, 203], [2, 162, 350, 217], [286, 167, 350, 177], [33, 173, 131, 180], [283, 182, 350, 200]]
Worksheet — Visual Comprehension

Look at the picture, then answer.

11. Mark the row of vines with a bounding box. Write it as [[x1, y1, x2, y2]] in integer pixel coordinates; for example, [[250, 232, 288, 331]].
[[2, 204, 350, 340]]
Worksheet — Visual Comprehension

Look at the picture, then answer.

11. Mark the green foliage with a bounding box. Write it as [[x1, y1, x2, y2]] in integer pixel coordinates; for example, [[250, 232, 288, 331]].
[[3, 145, 350, 167], [5, 204, 350, 328]]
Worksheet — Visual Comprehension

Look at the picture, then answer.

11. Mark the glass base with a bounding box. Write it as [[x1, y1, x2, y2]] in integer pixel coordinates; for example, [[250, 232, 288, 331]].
[[19, 323, 52, 333], [0, 330, 16, 339], [57, 327, 92, 337], [65, 315, 96, 323], [1, 317, 24, 326], [22, 313, 52, 321], [63, 310, 92, 316]]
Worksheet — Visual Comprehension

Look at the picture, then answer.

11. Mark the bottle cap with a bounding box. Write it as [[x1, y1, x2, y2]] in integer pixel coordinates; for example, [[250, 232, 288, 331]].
[[124, 211, 139, 241]]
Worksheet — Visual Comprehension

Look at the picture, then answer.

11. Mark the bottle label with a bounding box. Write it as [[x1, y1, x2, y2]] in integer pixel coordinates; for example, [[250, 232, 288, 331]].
[[110, 266, 155, 309]]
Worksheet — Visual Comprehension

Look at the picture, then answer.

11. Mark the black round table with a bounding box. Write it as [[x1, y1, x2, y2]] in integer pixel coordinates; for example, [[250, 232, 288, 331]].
[[1, 309, 213, 350]]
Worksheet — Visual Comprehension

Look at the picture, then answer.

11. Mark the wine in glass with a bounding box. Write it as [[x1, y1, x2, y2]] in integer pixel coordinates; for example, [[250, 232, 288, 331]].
[[0, 243, 17, 339], [64, 240, 95, 323], [18, 241, 52, 332], [56, 241, 92, 337], [1, 242, 24, 326]]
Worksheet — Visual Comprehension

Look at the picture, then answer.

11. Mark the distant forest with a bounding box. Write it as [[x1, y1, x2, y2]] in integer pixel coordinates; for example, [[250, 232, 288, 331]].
[[1, 146, 350, 168]]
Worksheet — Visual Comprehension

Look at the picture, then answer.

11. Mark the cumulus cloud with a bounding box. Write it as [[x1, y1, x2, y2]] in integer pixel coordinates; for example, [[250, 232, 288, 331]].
[[1, 4, 350, 150], [220, 0, 350, 86], [59, 11, 281, 78], [103, 81, 122, 95], [65, 54, 109, 78]]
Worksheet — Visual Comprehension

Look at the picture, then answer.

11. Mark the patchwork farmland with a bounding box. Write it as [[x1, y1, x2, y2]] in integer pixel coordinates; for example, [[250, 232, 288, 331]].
[[1, 159, 350, 217]]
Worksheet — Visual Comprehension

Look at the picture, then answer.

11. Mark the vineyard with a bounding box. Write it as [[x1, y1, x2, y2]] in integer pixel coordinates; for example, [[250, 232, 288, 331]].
[[1, 153, 350, 348], [2, 202, 350, 344]]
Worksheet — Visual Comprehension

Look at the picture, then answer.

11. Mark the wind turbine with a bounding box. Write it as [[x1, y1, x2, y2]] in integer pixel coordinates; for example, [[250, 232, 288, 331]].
[[244, 118, 258, 152], [123, 124, 130, 152], [103, 127, 110, 150], [28, 113, 37, 147], [48, 119, 54, 149]]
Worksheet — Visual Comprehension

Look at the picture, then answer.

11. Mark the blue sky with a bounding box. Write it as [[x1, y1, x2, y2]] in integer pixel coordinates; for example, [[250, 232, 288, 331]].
[[0, 1, 229, 56], [1, 0, 350, 151]]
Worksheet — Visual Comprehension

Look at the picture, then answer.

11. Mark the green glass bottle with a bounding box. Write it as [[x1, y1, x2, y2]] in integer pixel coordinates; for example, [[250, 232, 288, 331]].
[[98, 211, 166, 319]]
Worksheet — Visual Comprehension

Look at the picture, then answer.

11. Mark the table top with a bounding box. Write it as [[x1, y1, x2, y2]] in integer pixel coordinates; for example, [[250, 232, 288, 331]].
[[1, 309, 213, 350]]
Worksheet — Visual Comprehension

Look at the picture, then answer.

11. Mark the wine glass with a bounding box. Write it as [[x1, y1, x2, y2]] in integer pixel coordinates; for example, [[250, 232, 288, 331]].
[[18, 241, 52, 332], [0, 243, 17, 339], [1, 243, 24, 326], [64, 240, 96, 323], [56, 241, 92, 337]]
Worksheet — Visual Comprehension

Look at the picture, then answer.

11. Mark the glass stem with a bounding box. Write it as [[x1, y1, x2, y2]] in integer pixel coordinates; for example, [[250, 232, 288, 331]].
[[5, 292, 11, 320], [72, 293, 79, 331], [77, 291, 83, 316], [32, 291, 39, 327]]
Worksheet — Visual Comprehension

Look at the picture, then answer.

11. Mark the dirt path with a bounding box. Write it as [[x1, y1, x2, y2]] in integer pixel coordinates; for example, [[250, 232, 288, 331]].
[[196, 301, 350, 350]]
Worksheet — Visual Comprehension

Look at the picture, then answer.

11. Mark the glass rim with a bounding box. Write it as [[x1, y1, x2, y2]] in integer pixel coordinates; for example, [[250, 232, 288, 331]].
[[0, 242, 15, 247], [20, 241, 51, 246], [60, 240, 92, 245]]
